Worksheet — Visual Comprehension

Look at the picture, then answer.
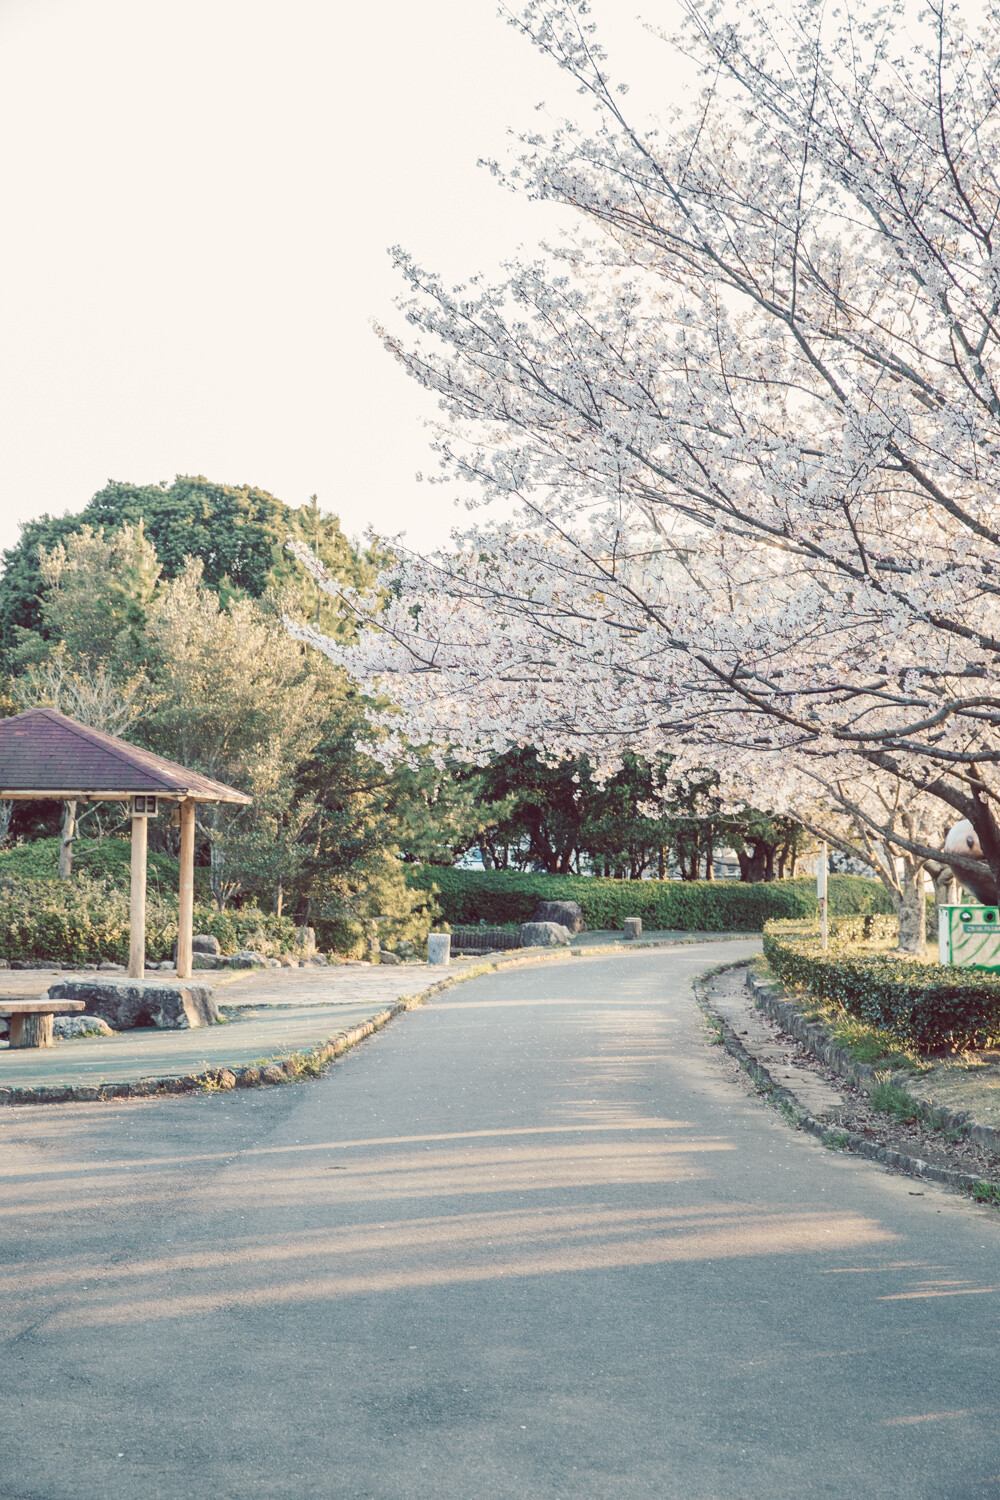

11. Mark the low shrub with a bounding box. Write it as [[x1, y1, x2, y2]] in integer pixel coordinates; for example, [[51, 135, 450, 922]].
[[763, 918, 1000, 1051], [0, 869, 297, 964], [405, 866, 892, 932]]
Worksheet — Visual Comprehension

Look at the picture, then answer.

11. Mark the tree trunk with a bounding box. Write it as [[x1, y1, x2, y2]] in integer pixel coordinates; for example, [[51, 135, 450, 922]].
[[896, 866, 926, 954], [58, 799, 77, 879]]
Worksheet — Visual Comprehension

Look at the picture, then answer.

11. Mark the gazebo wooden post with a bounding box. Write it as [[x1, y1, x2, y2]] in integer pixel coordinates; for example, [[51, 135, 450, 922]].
[[129, 806, 148, 979], [177, 798, 196, 980]]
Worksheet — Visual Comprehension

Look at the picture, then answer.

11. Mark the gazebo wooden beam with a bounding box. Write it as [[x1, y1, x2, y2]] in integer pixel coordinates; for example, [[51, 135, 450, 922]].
[[177, 800, 196, 981], [0, 710, 250, 983]]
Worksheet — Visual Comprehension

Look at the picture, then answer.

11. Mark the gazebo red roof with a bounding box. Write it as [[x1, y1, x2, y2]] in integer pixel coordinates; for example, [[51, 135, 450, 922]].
[[0, 709, 251, 803]]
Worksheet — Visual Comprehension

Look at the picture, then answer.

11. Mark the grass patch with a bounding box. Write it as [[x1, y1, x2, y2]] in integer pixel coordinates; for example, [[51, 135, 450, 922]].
[[825, 1014, 928, 1075], [823, 1130, 851, 1151], [972, 1181, 1000, 1205], [869, 1077, 922, 1122]]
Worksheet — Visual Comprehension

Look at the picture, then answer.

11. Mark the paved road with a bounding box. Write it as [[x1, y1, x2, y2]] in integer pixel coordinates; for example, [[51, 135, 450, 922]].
[[3, 942, 1000, 1499]]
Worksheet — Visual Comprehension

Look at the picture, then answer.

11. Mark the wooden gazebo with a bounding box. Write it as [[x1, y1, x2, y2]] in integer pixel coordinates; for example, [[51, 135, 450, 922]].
[[0, 709, 251, 979]]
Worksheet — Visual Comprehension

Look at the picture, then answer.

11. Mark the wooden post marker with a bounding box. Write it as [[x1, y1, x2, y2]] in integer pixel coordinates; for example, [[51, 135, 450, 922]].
[[177, 798, 195, 980], [129, 810, 148, 978]]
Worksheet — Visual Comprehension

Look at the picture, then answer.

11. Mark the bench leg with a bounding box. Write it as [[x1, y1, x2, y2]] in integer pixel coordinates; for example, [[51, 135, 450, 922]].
[[9, 1014, 54, 1048]]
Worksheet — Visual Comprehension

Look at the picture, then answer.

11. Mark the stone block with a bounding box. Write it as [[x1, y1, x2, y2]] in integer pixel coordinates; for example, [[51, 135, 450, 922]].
[[45, 978, 218, 1031], [623, 917, 642, 940], [531, 900, 585, 933], [427, 933, 451, 966], [519, 921, 571, 948]]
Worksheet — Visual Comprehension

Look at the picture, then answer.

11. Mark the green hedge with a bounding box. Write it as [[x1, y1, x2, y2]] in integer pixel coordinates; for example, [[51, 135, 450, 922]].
[[763, 918, 1000, 1051], [404, 867, 892, 932], [0, 871, 297, 965], [0, 836, 212, 899]]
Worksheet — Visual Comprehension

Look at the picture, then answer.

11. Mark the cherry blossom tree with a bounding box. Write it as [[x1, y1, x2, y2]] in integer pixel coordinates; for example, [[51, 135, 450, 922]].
[[293, 0, 1000, 904]]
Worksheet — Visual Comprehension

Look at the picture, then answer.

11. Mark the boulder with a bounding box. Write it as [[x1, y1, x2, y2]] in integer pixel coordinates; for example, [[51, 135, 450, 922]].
[[45, 978, 218, 1031], [53, 1015, 114, 1039], [172, 933, 221, 962], [519, 921, 571, 948], [531, 900, 585, 934], [377, 950, 402, 965], [192, 954, 222, 970], [228, 951, 267, 969]]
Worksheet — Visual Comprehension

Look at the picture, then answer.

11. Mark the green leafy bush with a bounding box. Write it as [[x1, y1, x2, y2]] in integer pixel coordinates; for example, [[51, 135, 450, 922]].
[[763, 919, 1000, 1051], [0, 836, 212, 899], [405, 867, 891, 932], [0, 869, 297, 964]]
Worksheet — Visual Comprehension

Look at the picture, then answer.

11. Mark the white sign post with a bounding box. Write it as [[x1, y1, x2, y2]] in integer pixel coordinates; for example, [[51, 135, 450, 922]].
[[818, 842, 829, 952]]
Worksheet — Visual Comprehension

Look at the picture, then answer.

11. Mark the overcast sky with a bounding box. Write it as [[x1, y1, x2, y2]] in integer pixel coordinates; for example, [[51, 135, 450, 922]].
[[0, 0, 694, 557]]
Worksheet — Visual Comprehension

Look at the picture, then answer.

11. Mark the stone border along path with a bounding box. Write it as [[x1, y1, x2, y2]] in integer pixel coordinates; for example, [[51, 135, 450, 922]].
[[696, 960, 1000, 1200], [0, 933, 745, 1106]]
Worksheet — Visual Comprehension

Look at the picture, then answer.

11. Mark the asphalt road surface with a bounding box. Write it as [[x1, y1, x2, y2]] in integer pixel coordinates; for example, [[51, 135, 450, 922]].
[[4, 941, 1000, 1499]]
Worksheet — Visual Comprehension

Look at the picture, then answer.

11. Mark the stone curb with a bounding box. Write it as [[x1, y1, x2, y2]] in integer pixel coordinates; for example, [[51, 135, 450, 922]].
[[695, 965, 995, 1199], [0, 935, 760, 1108], [745, 969, 1000, 1157]]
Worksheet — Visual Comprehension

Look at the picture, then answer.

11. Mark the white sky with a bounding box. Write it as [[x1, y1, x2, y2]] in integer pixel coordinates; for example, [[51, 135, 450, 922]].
[[0, 0, 691, 557]]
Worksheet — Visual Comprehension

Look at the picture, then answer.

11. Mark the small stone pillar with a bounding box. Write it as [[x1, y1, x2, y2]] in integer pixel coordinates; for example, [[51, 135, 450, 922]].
[[427, 933, 451, 966], [623, 917, 642, 940]]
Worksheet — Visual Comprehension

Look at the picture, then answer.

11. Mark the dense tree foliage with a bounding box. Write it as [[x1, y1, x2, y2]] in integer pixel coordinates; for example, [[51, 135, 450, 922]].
[[0, 476, 375, 667]]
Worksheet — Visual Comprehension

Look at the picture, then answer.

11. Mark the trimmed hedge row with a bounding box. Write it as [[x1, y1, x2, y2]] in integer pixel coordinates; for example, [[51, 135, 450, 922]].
[[0, 872, 297, 965], [404, 866, 892, 932], [763, 918, 1000, 1051]]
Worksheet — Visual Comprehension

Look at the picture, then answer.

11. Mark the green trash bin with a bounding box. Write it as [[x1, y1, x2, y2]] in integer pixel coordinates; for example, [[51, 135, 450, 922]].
[[938, 904, 1000, 970]]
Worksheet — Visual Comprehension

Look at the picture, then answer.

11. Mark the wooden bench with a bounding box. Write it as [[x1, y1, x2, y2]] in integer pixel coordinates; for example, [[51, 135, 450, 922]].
[[0, 999, 85, 1049]]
